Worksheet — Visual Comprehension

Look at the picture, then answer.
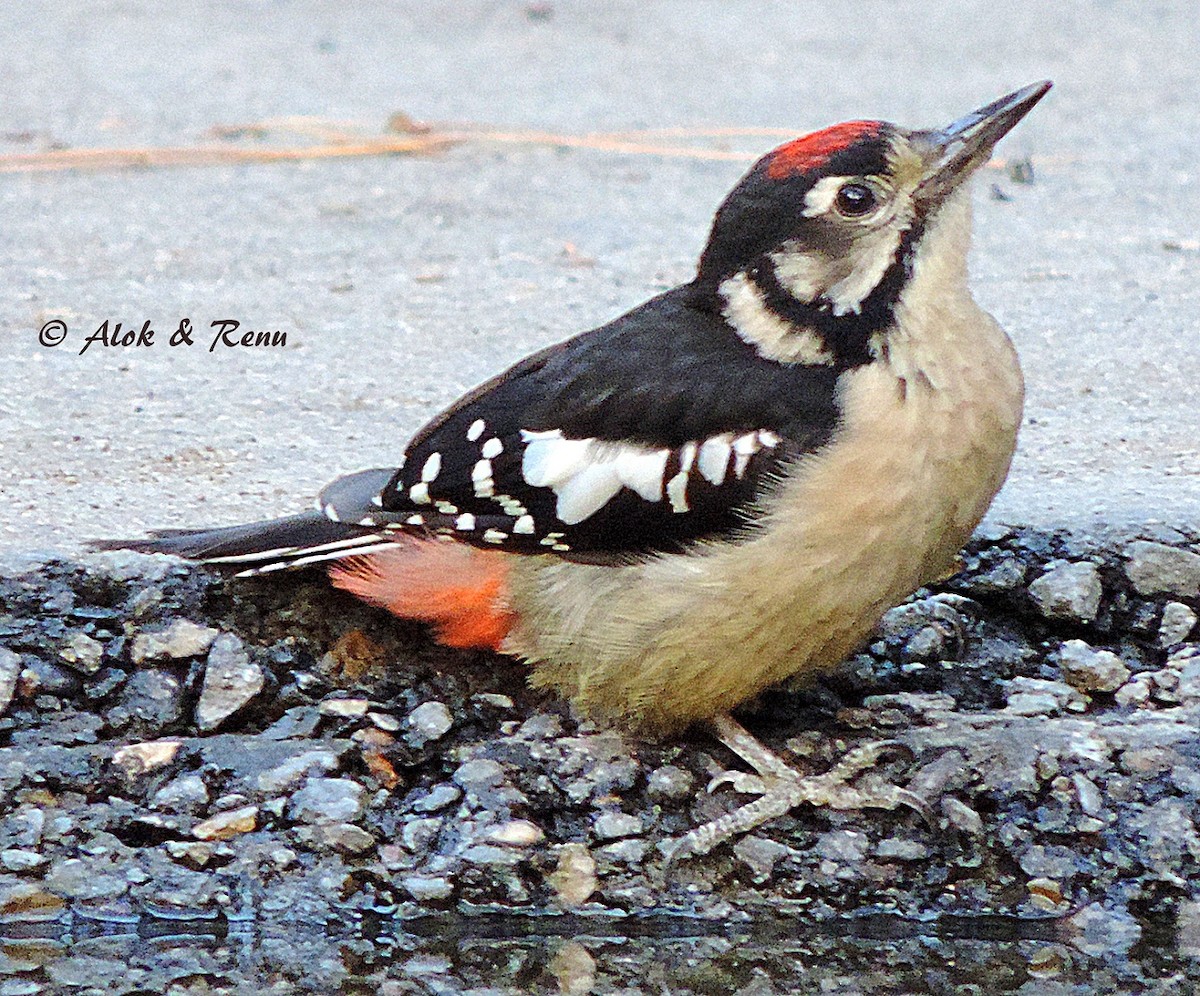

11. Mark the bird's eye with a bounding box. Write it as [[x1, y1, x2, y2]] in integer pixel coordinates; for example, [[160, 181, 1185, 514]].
[[835, 182, 877, 217]]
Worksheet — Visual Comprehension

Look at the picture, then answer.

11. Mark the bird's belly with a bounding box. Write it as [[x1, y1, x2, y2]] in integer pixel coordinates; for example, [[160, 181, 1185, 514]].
[[506, 323, 1022, 732]]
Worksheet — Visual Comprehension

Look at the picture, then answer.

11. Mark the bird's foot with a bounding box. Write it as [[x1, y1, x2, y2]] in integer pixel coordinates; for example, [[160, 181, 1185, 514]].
[[662, 712, 929, 865]]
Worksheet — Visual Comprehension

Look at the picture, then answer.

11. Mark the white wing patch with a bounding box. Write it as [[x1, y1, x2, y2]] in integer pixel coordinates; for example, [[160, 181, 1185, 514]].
[[520, 427, 780, 526]]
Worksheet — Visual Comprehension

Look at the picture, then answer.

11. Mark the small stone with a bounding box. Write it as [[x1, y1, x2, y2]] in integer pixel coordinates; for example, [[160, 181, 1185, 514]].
[[131, 619, 219, 663], [112, 739, 182, 776], [256, 749, 340, 794], [401, 875, 454, 901], [593, 811, 643, 841], [298, 823, 376, 854], [319, 697, 370, 718], [152, 774, 209, 812], [1028, 561, 1103, 623], [473, 693, 514, 709], [452, 758, 506, 791], [461, 844, 524, 867], [401, 817, 443, 853], [407, 701, 453, 744], [1, 849, 49, 872], [192, 805, 258, 841], [1065, 903, 1142, 956], [108, 670, 184, 730], [488, 819, 545, 846], [1072, 773, 1103, 816], [368, 711, 401, 732], [1114, 676, 1152, 707], [942, 797, 984, 834], [646, 764, 695, 801], [59, 632, 103, 673], [1056, 640, 1131, 694], [1160, 602, 1198, 646], [195, 634, 264, 731], [288, 777, 366, 825], [412, 783, 461, 813], [1027, 877, 1068, 912], [875, 838, 929, 861], [1124, 541, 1200, 598], [165, 841, 214, 869], [0, 646, 22, 715], [550, 941, 597, 996], [548, 843, 597, 907], [815, 829, 869, 863], [43, 859, 126, 900], [1005, 676, 1088, 714], [269, 847, 297, 869], [733, 835, 790, 881]]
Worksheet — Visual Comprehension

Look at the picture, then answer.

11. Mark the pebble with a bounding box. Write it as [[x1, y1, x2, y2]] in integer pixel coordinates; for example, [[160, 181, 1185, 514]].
[[412, 783, 462, 813], [875, 838, 930, 861], [1005, 676, 1089, 714], [547, 843, 597, 907], [195, 634, 264, 731], [1, 848, 49, 872], [1159, 602, 1198, 646], [112, 739, 182, 776], [192, 805, 259, 841], [58, 632, 103, 672], [1028, 561, 1103, 622], [108, 670, 185, 730], [593, 811, 643, 841], [130, 619, 219, 663], [1055, 640, 1131, 694], [319, 697, 370, 718], [646, 764, 695, 801], [942, 797, 984, 834], [297, 823, 376, 854], [488, 819, 545, 846], [1124, 541, 1200, 598], [151, 774, 210, 812], [407, 701, 453, 744], [401, 875, 454, 901], [0, 646, 21, 715], [165, 841, 215, 869], [257, 749, 340, 794], [288, 777, 366, 825], [452, 758, 506, 791], [733, 835, 790, 881]]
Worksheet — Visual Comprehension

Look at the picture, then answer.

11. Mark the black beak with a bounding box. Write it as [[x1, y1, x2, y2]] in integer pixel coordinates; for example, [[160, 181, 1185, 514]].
[[915, 81, 1052, 204]]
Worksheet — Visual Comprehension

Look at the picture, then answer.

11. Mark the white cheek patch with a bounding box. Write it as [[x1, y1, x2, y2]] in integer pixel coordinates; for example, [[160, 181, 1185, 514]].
[[823, 229, 902, 316], [719, 271, 835, 366]]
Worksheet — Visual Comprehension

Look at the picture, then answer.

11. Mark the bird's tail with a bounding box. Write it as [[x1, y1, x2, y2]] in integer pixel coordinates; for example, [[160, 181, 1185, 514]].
[[92, 511, 405, 577], [92, 467, 408, 576]]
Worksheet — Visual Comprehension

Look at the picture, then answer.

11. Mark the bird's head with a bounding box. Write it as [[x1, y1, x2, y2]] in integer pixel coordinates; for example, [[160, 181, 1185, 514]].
[[696, 82, 1051, 366]]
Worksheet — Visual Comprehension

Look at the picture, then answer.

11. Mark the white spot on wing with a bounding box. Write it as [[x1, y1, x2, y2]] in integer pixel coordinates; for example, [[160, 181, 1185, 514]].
[[324, 503, 340, 523], [467, 419, 485, 441], [406, 514, 424, 526], [482, 529, 507, 543], [481, 437, 504, 459], [409, 482, 431, 504], [421, 452, 442, 482], [513, 515, 535, 535], [666, 471, 689, 513], [455, 513, 476, 531], [697, 434, 733, 485]]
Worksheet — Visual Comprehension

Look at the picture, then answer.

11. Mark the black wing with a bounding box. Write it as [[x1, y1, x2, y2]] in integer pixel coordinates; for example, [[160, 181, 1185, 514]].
[[330, 285, 843, 560]]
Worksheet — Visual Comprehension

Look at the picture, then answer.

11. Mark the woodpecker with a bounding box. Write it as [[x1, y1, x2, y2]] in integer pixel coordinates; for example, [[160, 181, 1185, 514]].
[[102, 83, 1050, 856]]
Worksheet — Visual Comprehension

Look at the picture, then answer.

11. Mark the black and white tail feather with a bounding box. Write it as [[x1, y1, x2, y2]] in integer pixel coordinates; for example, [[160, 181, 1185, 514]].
[[94, 469, 403, 577]]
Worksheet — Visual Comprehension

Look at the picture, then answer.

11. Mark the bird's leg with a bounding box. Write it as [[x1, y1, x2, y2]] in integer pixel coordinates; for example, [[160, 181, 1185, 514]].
[[663, 712, 929, 865]]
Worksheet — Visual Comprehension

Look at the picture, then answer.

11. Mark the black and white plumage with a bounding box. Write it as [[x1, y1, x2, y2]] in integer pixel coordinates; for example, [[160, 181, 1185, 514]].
[[101, 82, 1049, 738]]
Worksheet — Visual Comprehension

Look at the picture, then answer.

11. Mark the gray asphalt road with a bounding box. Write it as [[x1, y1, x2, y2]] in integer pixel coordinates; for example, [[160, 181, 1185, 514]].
[[2, 1, 1197, 557]]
